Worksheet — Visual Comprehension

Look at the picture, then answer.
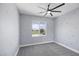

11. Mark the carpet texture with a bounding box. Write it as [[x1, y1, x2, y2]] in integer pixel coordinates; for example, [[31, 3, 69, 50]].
[[17, 42, 79, 56]]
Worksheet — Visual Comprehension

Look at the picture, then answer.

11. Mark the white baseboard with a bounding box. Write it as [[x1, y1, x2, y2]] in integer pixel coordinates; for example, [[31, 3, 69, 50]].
[[20, 41, 79, 54], [20, 41, 54, 47], [55, 41, 79, 54], [14, 47, 19, 56]]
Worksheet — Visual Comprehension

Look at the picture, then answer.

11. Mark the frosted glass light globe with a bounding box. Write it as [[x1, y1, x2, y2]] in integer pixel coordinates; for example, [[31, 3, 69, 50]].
[[47, 11, 51, 14]]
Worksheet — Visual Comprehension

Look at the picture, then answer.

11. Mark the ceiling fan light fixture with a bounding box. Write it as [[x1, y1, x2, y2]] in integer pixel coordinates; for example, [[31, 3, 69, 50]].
[[47, 11, 51, 14], [38, 3, 65, 17]]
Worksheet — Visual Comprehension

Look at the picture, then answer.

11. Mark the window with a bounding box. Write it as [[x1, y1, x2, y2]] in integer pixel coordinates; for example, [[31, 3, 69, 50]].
[[32, 22, 47, 37]]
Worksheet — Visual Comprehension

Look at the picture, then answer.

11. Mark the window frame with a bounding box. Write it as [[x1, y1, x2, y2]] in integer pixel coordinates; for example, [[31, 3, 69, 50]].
[[32, 21, 47, 37]]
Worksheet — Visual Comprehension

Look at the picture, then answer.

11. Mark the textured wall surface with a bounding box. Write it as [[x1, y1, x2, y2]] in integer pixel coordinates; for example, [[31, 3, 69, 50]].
[[55, 8, 79, 51], [20, 14, 55, 45], [0, 4, 19, 56]]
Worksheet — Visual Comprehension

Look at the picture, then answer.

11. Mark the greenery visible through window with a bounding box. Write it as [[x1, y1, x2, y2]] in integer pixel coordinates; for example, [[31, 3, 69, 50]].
[[32, 22, 47, 37]]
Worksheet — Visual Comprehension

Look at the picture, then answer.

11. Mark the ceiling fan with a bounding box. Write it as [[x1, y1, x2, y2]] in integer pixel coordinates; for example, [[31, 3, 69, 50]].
[[38, 3, 65, 16]]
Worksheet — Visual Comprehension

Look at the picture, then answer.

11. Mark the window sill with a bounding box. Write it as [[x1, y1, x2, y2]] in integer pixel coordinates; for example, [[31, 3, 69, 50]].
[[32, 35, 46, 37]]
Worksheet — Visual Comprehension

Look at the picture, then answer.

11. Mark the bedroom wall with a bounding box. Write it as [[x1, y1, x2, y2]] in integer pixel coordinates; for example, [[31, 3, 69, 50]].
[[0, 4, 19, 56], [20, 14, 55, 46], [55, 7, 79, 52]]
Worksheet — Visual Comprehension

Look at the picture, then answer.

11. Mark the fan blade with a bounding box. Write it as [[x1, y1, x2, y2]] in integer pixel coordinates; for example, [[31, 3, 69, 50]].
[[47, 3, 51, 10], [48, 3, 50, 7], [44, 13, 47, 16], [50, 3, 65, 10], [38, 6, 46, 10], [51, 11, 61, 12], [50, 13, 53, 16]]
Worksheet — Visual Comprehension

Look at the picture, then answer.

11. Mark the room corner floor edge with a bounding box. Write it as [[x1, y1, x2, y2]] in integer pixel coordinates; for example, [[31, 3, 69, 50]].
[[18, 41, 79, 55], [55, 41, 79, 54], [20, 41, 54, 48]]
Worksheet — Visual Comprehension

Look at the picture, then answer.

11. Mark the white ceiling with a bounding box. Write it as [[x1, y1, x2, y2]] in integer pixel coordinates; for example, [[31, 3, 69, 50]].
[[16, 3, 79, 18]]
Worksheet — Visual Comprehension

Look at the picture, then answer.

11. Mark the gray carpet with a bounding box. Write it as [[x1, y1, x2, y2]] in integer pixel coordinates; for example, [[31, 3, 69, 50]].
[[17, 42, 79, 56]]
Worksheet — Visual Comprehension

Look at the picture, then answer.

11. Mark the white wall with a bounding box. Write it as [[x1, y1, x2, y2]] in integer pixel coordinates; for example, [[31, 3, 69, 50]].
[[20, 14, 55, 45], [0, 4, 19, 56], [55, 8, 79, 51]]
